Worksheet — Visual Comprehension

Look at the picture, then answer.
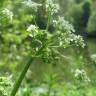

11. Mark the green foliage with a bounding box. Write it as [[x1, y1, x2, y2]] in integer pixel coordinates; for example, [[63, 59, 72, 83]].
[[64, 0, 91, 33], [0, 76, 12, 96], [67, 4, 84, 32], [10, 72, 93, 96], [87, 11, 96, 32]]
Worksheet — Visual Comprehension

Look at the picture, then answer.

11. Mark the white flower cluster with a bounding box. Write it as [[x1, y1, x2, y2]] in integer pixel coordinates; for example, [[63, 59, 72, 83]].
[[52, 16, 85, 48], [73, 35, 85, 48], [22, 0, 42, 8], [59, 17, 75, 32], [74, 69, 85, 77], [53, 16, 75, 33], [27, 24, 38, 37], [69, 34, 85, 48], [2, 8, 13, 22], [27, 24, 37, 32], [74, 69, 90, 82], [90, 54, 96, 63], [45, 0, 59, 15]]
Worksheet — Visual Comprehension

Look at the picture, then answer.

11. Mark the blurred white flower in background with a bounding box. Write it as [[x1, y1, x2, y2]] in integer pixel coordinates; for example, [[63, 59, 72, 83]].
[[22, 0, 42, 8], [74, 69, 91, 82], [2, 8, 13, 22], [74, 69, 85, 77], [27, 24, 37, 32], [90, 54, 96, 63]]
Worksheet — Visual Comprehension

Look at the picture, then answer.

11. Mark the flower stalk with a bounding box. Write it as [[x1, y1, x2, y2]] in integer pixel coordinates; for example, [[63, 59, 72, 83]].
[[10, 56, 34, 96]]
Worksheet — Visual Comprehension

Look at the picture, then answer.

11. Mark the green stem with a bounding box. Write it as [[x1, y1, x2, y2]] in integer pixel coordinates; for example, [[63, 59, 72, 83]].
[[46, 11, 51, 31], [10, 56, 34, 96]]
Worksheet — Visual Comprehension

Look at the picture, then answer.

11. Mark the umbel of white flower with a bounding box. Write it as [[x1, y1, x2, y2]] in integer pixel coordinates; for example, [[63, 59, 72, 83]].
[[2, 8, 13, 22], [24, 0, 85, 64]]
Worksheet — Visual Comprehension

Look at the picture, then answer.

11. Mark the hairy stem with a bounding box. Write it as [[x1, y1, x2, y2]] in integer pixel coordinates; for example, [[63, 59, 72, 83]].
[[10, 56, 34, 96]]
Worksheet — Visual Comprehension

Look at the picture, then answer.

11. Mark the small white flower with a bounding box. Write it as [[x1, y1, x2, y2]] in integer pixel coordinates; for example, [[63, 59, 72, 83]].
[[27, 24, 37, 32]]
